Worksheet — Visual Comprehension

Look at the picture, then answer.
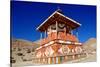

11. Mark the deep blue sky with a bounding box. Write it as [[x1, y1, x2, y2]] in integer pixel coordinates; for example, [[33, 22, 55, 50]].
[[11, 1, 96, 43]]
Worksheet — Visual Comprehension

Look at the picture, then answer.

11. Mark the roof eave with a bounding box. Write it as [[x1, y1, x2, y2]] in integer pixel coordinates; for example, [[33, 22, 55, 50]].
[[36, 11, 82, 31], [56, 12, 82, 26], [36, 11, 58, 31]]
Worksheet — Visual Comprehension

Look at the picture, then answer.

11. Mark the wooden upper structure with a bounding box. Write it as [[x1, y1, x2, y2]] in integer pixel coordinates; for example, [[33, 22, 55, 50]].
[[37, 9, 81, 32]]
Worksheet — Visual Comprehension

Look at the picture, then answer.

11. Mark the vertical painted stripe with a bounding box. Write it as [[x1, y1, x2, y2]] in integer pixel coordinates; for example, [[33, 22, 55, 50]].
[[65, 56, 67, 61], [58, 57, 60, 64], [48, 57, 52, 64], [56, 57, 58, 63], [54, 57, 56, 64], [72, 55, 75, 59]]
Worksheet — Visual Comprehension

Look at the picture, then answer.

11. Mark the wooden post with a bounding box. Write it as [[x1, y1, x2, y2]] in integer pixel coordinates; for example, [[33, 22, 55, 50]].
[[40, 33, 42, 45], [71, 30, 73, 35], [56, 21, 58, 39], [50, 26, 51, 41], [76, 28, 79, 38], [45, 30, 46, 38], [69, 27, 71, 34], [64, 27, 66, 33], [44, 30, 47, 44]]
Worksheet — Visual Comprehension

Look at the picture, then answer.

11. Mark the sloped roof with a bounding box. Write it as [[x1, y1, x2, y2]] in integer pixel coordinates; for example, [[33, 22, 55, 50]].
[[36, 10, 81, 32]]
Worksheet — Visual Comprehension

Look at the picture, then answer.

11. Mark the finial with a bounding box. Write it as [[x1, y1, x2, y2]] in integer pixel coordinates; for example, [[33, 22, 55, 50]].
[[56, 6, 62, 13]]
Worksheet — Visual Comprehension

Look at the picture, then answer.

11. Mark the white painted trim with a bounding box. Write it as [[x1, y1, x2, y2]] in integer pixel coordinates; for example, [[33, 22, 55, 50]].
[[44, 41, 54, 47], [66, 41, 72, 44], [47, 30, 57, 34], [74, 42, 82, 45], [36, 46, 43, 50], [56, 12, 81, 26], [36, 40, 82, 50], [58, 40, 72, 44], [36, 41, 55, 50]]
